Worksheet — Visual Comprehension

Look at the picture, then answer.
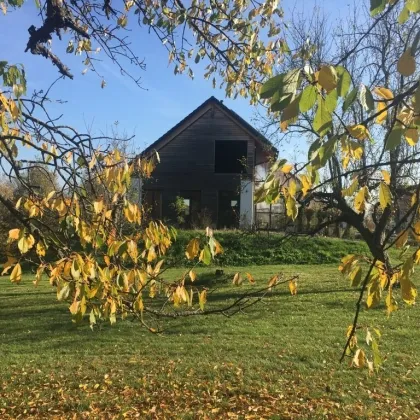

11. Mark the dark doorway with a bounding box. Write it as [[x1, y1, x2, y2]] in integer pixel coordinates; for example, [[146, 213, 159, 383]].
[[218, 191, 239, 228], [215, 140, 248, 173], [180, 190, 201, 226], [143, 190, 162, 220]]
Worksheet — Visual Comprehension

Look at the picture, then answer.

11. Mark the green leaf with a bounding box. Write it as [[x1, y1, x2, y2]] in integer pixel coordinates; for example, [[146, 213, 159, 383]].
[[372, 338, 382, 370], [313, 97, 332, 137], [299, 85, 317, 113], [342, 87, 358, 113], [385, 124, 403, 151], [379, 182, 392, 210], [0, 61, 7, 76], [407, 0, 420, 13], [336, 66, 351, 97], [261, 69, 300, 106], [318, 66, 338, 92], [398, 6, 410, 24], [349, 266, 362, 287], [260, 74, 283, 99], [320, 136, 337, 166], [307, 139, 321, 161], [370, 0, 386, 16], [342, 178, 359, 197], [281, 95, 300, 126], [325, 89, 338, 113], [201, 245, 212, 265]]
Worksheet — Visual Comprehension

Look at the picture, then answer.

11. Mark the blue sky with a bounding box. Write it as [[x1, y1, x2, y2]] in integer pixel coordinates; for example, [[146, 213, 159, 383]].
[[0, 0, 348, 155]]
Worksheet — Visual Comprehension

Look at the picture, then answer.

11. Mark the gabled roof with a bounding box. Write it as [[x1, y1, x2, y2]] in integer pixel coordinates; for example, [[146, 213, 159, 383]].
[[141, 96, 277, 159]]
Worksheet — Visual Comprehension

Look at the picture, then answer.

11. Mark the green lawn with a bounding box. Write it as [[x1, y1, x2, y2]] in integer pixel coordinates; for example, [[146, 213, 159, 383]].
[[1, 265, 419, 419]]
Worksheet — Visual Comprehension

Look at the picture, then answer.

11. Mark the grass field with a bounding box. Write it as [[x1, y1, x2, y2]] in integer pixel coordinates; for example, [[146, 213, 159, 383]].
[[1, 265, 420, 419]]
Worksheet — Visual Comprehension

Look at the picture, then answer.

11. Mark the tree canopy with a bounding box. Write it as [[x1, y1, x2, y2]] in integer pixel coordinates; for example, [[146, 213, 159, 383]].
[[1, 0, 420, 372]]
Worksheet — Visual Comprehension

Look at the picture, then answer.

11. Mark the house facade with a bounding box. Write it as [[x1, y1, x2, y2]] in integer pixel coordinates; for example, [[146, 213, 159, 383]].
[[140, 97, 277, 229]]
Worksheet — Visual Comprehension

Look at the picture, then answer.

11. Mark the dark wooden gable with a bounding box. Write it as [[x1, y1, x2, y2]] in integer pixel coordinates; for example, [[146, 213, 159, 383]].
[[141, 97, 276, 226]]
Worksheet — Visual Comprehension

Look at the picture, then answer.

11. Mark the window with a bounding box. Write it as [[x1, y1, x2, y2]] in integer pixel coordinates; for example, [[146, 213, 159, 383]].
[[183, 198, 191, 216], [215, 140, 248, 173]]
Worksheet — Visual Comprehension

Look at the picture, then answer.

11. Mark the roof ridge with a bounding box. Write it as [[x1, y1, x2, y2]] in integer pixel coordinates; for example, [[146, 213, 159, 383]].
[[141, 96, 277, 157]]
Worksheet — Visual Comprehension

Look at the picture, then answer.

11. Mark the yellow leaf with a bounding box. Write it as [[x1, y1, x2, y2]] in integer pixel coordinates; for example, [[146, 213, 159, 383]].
[[153, 259, 164, 275], [9, 98, 19, 120], [373, 87, 394, 100], [127, 240, 138, 262], [347, 124, 369, 140], [397, 49, 416, 77], [147, 246, 157, 262], [199, 290, 207, 311], [376, 101, 387, 124], [299, 174, 312, 197], [354, 186, 369, 214], [352, 349, 366, 368], [18, 234, 35, 254], [88, 153, 97, 169], [286, 195, 298, 221], [395, 230, 409, 249], [405, 128, 419, 146], [36, 241, 46, 257], [339, 254, 358, 275], [10, 263, 22, 283], [245, 272, 255, 284], [1, 255, 18, 275], [379, 182, 392, 211], [281, 163, 293, 173], [381, 170, 391, 185], [34, 265, 45, 287], [268, 274, 279, 289], [289, 279, 297, 295], [341, 178, 359, 197], [93, 200, 104, 214], [367, 280, 381, 308], [318, 65, 338, 93], [413, 220, 420, 241], [189, 270, 197, 282], [69, 299, 79, 316], [117, 14, 128, 27], [288, 179, 297, 197], [232, 272, 242, 286], [185, 238, 200, 260], [386, 288, 398, 316], [124, 202, 141, 224], [213, 239, 223, 255], [400, 259, 417, 305], [8, 228, 20, 241]]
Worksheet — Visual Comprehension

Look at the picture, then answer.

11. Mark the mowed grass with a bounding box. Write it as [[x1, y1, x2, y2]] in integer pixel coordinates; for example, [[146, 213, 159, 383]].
[[1, 265, 420, 419]]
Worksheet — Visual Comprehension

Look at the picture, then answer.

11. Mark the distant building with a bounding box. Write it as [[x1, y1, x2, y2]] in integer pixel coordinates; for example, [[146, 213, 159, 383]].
[[139, 96, 277, 229]]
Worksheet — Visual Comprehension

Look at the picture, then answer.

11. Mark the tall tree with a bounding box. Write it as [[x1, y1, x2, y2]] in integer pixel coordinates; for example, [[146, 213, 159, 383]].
[[256, 0, 420, 369]]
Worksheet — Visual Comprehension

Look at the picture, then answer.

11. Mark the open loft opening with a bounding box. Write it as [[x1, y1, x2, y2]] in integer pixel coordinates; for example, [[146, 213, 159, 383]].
[[214, 140, 248, 174]]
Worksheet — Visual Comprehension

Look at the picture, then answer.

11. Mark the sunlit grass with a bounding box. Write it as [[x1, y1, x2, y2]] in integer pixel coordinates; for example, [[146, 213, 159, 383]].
[[1, 265, 419, 418]]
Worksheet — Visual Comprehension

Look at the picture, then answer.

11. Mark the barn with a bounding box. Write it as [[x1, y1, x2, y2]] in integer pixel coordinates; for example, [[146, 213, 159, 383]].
[[140, 96, 277, 229]]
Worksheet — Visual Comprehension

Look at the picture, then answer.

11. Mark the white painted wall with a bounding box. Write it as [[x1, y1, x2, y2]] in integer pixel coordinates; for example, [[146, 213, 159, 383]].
[[239, 179, 254, 229]]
